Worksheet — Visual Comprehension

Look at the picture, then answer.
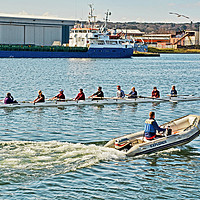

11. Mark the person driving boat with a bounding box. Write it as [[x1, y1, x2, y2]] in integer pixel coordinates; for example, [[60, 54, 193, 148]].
[[144, 111, 166, 140]]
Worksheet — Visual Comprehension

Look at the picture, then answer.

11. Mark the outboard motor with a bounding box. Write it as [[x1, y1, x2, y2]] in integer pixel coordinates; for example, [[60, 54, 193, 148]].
[[115, 138, 132, 151], [167, 126, 172, 136]]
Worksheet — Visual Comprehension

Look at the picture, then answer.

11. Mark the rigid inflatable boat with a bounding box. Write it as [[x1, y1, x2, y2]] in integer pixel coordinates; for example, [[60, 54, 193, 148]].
[[104, 115, 200, 157]]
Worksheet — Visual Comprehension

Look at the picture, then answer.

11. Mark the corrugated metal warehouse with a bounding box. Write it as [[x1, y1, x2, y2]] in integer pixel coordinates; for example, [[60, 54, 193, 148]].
[[0, 14, 75, 46]]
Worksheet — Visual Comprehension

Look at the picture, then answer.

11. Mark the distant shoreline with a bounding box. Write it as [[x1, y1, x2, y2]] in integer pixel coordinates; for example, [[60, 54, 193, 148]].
[[148, 47, 200, 54]]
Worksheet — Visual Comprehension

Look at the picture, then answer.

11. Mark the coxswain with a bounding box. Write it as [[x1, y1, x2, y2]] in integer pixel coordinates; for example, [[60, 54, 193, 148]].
[[144, 111, 166, 140], [50, 89, 65, 100], [75, 89, 85, 100], [117, 85, 125, 98], [125, 87, 137, 98], [4, 92, 17, 104], [170, 85, 177, 97], [88, 86, 104, 100], [151, 87, 160, 98], [32, 90, 45, 103]]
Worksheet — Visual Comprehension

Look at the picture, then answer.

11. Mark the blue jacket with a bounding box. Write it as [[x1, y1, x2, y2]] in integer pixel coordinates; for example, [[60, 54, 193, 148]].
[[144, 118, 166, 139], [171, 89, 177, 96]]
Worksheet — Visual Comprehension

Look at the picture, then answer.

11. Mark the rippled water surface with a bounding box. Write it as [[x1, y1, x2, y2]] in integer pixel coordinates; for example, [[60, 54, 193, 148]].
[[0, 54, 200, 199]]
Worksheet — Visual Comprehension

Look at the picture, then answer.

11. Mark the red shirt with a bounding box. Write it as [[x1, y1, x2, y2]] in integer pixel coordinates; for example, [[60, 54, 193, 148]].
[[56, 93, 65, 99], [152, 90, 160, 98], [75, 92, 85, 100]]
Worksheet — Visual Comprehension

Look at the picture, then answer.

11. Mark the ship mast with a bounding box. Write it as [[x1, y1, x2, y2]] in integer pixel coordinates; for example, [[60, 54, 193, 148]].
[[88, 4, 97, 28], [101, 9, 111, 33], [104, 9, 111, 29]]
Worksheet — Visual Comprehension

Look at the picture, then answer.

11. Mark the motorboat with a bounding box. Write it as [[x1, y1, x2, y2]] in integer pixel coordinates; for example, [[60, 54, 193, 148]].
[[104, 115, 200, 157]]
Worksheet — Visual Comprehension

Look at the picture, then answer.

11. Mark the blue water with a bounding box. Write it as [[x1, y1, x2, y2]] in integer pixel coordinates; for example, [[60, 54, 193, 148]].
[[0, 54, 200, 199]]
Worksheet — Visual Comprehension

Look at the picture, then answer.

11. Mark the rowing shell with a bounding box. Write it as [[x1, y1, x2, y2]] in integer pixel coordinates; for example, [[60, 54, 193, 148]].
[[0, 97, 164, 108], [167, 96, 200, 102], [0, 96, 199, 108]]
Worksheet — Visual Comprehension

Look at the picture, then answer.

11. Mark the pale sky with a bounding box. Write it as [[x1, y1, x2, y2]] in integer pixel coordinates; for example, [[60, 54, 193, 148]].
[[0, 0, 200, 23]]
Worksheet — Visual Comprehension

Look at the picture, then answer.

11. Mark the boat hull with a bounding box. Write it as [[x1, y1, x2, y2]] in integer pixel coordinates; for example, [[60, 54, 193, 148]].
[[168, 96, 200, 102], [127, 128, 200, 157], [104, 115, 200, 157], [1, 96, 200, 108], [0, 47, 133, 58], [0, 98, 164, 108]]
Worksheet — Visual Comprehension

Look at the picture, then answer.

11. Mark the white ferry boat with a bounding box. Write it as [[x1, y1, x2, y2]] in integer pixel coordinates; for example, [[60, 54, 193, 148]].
[[68, 5, 134, 58]]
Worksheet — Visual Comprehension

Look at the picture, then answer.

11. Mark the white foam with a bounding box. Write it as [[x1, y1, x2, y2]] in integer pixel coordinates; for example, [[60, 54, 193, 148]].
[[0, 141, 126, 176]]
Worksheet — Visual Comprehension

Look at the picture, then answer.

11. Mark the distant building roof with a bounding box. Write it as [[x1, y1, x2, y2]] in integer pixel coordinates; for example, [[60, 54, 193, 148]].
[[0, 13, 75, 25]]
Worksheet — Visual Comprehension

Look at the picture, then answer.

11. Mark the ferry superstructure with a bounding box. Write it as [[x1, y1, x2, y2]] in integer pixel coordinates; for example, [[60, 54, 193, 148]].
[[68, 5, 133, 58]]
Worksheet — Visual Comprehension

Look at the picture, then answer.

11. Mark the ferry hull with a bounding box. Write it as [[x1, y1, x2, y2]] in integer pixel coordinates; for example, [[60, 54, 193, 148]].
[[0, 48, 133, 58]]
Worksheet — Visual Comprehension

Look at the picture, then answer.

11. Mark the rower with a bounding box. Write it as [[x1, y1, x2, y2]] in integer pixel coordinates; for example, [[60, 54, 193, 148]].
[[151, 87, 160, 98], [125, 87, 137, 98], [88, 86, 104, 100], [50, 89, 65, 100], [75, 89, 85, 100], [170, 85, 177, 97], [4, 92, 18, 104], [117, 85, 125, 98], [144, 111, 166, 140], [32, 90, 45, 103]]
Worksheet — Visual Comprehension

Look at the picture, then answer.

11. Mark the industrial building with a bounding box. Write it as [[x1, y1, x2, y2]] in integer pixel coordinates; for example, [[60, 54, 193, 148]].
[[0, 14, 75, 46], [134, 31, 200, 49]]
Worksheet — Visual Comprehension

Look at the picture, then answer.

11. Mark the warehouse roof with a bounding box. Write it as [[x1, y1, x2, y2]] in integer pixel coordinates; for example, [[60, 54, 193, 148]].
[[0, 13, 75, 26]]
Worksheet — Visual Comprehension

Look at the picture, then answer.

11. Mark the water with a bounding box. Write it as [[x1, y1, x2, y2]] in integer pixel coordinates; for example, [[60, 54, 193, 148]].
[[0, 54, 200, 199]]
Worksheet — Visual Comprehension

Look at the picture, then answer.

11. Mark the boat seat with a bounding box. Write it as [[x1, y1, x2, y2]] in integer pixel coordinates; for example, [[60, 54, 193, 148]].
[[168, 116, 197, 133], [131, 138, 143, 145]]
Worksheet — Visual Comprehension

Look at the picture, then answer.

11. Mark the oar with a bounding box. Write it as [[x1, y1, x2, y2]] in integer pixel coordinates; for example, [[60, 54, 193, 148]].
[[176, 94, 196, 97], [89, 97, 120, 100], [48, 98, 75, 102], [167, 94, 196, 97], [19, 101, 32, 103], [138, 96, 168, 101]]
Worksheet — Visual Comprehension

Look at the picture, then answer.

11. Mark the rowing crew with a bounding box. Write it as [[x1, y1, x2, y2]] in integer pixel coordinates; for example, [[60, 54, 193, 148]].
[[116, 85, 177, 98], [2, 85, 177, 104]]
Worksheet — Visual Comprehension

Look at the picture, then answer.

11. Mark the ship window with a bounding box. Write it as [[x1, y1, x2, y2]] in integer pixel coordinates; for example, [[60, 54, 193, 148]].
[[112, 50, 116, 52]]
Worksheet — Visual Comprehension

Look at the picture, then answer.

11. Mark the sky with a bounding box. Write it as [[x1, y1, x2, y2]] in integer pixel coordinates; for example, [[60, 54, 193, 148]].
[[0, 0, 200, 23]]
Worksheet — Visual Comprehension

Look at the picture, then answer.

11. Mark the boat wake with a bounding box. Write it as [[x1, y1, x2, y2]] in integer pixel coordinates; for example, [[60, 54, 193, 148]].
[[0, 141, 125, 182]]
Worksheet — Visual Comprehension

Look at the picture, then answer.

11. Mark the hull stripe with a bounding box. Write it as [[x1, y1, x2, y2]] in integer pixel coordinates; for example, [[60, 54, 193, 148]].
[[128, 130, 200, 157]]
